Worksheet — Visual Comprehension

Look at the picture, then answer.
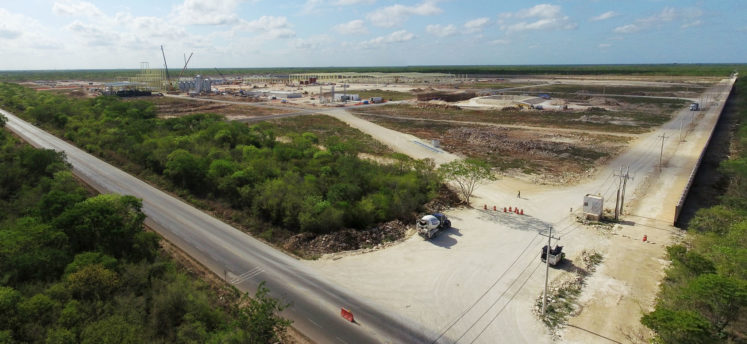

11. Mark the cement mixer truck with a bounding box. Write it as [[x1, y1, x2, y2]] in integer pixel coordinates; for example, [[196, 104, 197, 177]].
[[417, 213, 451, 239]]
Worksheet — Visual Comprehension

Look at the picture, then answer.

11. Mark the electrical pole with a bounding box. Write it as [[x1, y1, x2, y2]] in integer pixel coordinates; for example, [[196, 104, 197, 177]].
[[614, 166, 623, 221], [658, 133, 669, 171], [540, 225, 560, 316], [619, 166, 632, 216]]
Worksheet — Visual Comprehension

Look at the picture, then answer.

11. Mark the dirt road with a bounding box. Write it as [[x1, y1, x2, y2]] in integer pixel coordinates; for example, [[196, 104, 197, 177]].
[[307, 77, 735, 344], [324, 108, 460, 165]]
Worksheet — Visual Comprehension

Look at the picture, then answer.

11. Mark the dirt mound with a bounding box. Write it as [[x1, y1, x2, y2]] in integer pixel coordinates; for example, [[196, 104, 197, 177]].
[[416, 91, 476, 102], [415, 102, 461, 111], [284, 220, 408, 257], [588, 97, 621, 107], [424, 184, 464, 212]]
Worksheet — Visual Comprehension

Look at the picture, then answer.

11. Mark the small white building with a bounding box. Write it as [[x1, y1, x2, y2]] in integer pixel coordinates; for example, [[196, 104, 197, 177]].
[[334, 94, 360, 102], [583, 194, 604, 221]]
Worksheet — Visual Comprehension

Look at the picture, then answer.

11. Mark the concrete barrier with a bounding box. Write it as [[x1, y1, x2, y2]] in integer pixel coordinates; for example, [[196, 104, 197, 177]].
[[673, 77, 737, 226]]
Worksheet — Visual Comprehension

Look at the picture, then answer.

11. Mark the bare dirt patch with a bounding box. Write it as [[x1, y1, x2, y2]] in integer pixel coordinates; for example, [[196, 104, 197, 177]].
[[358, 115, 630, 183], [143, 96, 285, 118]]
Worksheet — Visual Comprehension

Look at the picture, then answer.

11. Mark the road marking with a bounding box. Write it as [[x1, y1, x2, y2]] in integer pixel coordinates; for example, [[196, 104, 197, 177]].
[[229, 267, 264, 284], [336, 336, 349, 344], [307, 318, 321, 328]]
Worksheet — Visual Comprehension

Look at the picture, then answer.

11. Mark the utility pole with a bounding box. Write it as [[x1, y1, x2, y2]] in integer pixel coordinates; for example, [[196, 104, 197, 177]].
[[658, 133, 669, 171], [619, 166, 632, 216], [613, 166, 623, 221], [540, 225, 560, 316]]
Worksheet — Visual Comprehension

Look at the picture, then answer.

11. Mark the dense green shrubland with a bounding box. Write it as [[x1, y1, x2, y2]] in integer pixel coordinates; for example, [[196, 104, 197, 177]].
[[0, 83, 440, 237], [642, 76, 747, 343], [0, 120, 289, 343]]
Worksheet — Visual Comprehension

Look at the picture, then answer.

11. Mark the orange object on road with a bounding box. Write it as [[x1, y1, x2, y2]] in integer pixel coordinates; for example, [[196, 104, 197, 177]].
[[520, 209, 524, 215], [484, 204, 487, 210], [643, 235, 648, 242], [509, 206, 512, 212], [341, 308, 354, 322], [493, 205, 497, 211], [504, 207, 507, 212]]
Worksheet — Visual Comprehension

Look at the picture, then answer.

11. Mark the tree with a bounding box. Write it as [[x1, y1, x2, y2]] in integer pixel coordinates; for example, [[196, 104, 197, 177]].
[[438, 159, 496, 205], [682, 274, 747, 332], [641, 308, 715, 344], [232, 282, 291, 344]]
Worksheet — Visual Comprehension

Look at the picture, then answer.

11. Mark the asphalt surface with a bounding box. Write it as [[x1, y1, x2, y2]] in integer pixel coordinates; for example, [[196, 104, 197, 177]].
[[2, 109, 434, 344]]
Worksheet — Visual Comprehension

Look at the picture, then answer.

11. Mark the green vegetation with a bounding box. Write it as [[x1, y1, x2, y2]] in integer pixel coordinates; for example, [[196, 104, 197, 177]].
[[356, 102, 684, 133], [355, 89, 414, 101], [510, 83, 712, 97], [0, 118, 290, 343], [1, 64, 742, 82], [0, 83, 440, 242], [438, 159, 495, 204], [641, 76, 747, 343]]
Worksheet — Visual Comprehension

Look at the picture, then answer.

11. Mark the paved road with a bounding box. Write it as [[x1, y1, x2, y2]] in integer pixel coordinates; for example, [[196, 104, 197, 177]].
[[2, 109, 434, 344]]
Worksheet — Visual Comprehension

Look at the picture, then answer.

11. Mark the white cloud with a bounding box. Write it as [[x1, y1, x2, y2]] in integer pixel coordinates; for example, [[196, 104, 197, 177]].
[[67, 20, 118, 46], [0, 8, 61, 48], [360, 30, 415, 48], [426, 24, 457, 37], [489, 39, 510, 45], [333, 19, 368, 35], [613, 24, 638, 34], [53, 1, 104, 17], [498, 4, 577, 33], [681, 20, 701, 29], [613, 7, 703, 34], [173, 0, 244, 25], [590, 11, 618, 22], [335, 0, 376, 5], [293, 35, 332, 50], [464, 17, 490, 33], [235, 16, 296, 38], [367, 1, 442, 27]]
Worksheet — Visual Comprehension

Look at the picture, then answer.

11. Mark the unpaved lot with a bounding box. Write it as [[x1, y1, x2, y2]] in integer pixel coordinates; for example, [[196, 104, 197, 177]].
[[305, 77, 734, 343]]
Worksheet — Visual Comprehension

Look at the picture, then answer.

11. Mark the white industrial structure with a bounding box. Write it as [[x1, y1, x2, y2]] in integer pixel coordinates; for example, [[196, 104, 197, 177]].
[[179, 75, 213, 93], [583, 194, 604, 221]]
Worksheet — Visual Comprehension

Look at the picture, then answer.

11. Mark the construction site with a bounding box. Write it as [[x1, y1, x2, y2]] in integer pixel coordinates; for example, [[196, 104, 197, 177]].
[[15, 55, 739, 343]]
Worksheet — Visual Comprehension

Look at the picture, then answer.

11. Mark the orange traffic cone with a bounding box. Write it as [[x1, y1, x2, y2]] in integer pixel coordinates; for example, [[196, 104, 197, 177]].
[[520, 209, 524, 215], [509, 206, 512, 212], [484, 204, 487, 210]]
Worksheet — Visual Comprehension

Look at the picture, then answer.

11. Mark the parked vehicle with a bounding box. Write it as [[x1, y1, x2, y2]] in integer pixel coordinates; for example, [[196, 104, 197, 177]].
[[417, 213, 451, 239], [541, 245, 565, 266]]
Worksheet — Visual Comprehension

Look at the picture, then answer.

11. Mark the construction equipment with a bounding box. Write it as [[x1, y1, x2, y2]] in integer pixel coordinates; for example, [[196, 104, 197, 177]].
[[417, 213, 451, 239], [214, 68, 228, 83], [177, 52, 193, 80], [541, 245, 565, 266], [690, 102, 699, 111], [160, 45, 171, 85]]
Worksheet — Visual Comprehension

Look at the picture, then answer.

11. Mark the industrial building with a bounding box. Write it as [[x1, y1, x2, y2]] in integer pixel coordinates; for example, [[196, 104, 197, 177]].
[[334, 94, 360, 102], [267, 91, 302, 99], [179, 75, 213, 93]]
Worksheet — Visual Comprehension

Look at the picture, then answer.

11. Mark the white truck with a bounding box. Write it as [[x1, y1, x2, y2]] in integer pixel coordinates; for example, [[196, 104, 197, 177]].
[[541, 245, 565, 266], [417, 213, 451, 239]]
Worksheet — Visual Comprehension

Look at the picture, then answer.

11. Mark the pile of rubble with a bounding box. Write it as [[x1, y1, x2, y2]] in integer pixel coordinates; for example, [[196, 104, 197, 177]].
[[284, 220, 409, 257], [423, 184, 463, 213], [415, 102, 462, 111]]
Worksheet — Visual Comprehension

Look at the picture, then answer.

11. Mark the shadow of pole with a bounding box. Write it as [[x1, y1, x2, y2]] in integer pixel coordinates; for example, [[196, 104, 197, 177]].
[[565, 324, 623, 344]]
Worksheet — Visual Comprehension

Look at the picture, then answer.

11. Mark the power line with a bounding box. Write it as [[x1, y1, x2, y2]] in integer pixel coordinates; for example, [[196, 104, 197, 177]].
[[431, 233, 541, 344]]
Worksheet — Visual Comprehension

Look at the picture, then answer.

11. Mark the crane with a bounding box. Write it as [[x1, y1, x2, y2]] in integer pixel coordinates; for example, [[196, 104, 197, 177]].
[[160, 45, 171, 85], [214, 68, 228, 83], [177, 52, 193, 80]]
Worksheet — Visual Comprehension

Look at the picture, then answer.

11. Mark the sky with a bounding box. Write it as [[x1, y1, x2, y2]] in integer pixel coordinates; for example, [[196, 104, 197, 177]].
[[0, 0, 745, 70]]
